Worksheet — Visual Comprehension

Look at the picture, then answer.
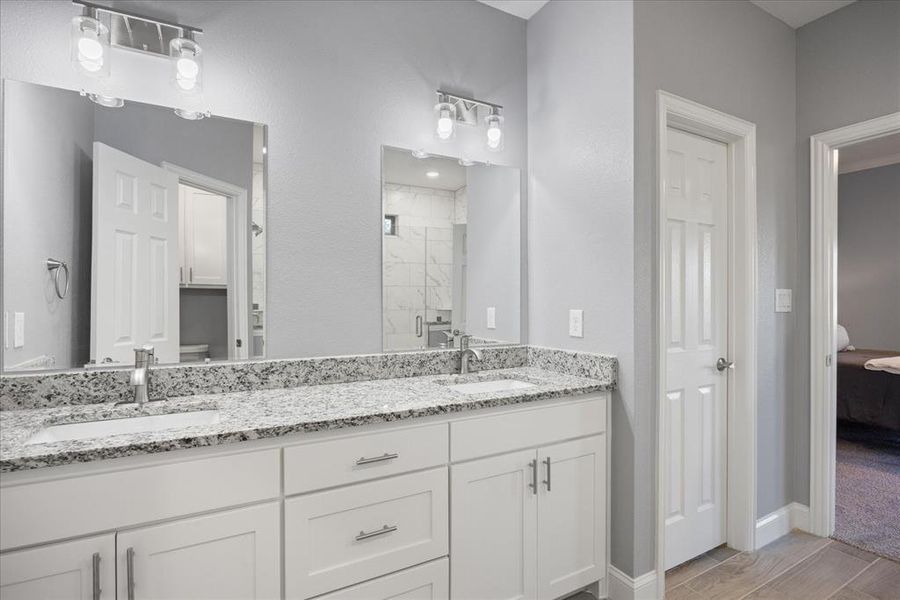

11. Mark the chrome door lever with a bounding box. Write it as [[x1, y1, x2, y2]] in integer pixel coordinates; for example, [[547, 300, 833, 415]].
[[716, 358, 735, 371]]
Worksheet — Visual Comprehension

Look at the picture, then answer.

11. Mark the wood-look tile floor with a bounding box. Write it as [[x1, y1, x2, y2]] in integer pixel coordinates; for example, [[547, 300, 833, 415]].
[[665, 531, 900, 599]]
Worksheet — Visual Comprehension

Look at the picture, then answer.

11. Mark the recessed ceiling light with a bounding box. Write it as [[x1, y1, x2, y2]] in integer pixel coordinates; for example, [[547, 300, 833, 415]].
[[425, 171, 440, 178]]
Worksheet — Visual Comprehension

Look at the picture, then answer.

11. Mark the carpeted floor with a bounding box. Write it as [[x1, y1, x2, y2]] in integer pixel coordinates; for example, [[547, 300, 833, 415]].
[[834, 422, 900, 561]]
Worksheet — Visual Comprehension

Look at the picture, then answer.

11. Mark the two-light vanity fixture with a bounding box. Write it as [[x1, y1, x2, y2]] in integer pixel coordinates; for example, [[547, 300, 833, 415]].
[[434, 91, 504, 152], [71, 0, 207, 119]]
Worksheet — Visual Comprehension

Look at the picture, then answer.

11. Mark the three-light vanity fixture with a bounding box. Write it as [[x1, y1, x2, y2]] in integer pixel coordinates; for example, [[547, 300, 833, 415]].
[[71, 0, 207, 118], [434, 91, 504, 152]]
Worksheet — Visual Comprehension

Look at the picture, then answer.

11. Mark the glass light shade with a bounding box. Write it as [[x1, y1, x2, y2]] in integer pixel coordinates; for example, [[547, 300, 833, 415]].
[[170, 37, 203, 94], [71, 16, 110, 77], [485, 113, 504, 152], [434, 101, 456, 141]]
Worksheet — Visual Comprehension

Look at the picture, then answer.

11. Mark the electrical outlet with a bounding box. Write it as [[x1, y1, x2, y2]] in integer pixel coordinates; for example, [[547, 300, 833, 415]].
[[775, 289, 792, 313], [569, 309, 584, 338], [486, 307, 496, 329], [14, 312, 25, 348]]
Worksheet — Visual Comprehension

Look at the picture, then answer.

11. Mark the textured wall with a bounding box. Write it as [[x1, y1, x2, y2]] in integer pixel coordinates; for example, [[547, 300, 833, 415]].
[[634, 0, 797, 570], [527, 0, 637, 575], [0, 0, 527, 360], [793, 0, 900, 505], [837, 164, 900, 349]]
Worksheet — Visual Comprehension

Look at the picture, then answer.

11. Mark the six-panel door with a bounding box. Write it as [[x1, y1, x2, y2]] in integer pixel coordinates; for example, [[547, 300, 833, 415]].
[[116, 502, 280, 600]]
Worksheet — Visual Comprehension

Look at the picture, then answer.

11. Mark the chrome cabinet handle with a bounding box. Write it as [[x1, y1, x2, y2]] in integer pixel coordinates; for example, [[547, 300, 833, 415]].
[[529, 459, 538, 495], [716, 357, 735, 372], [415, 315, 423, 337], [180, 266, 183, 284], [543, 457, 552, 491], [355, 524, 398, 541], [356, 452, 399, 466], [126, 547, 135, 600], [92, 552, 101, 600]]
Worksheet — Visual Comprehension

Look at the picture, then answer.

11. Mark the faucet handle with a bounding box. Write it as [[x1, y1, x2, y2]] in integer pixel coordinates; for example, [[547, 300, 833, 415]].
[[134, 345, 155, 365]]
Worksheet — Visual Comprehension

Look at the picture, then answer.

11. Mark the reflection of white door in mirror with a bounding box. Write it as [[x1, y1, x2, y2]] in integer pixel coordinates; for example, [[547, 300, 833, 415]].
[[179, 185, 229, 287], [91, 142, 180, 365]]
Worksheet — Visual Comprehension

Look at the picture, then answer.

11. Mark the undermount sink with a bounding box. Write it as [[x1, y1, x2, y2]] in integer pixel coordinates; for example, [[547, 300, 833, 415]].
[[26, 410, 221, 445], [447, 379, 536, 394]]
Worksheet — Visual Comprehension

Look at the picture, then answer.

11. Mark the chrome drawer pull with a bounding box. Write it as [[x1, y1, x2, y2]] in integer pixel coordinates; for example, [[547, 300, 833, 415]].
[[356, 452, 399, 466], [543, 456, 552, 491], [91, 552, 101, 600], [529, 459, 538, 495], [355, 524, 398, 541], [126, 547, 135, 600]]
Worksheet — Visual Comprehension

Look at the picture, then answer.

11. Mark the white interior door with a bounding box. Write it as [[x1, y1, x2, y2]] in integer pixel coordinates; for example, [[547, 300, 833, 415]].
[[180, 184, 229, 287], [664, 128, 729, 569], [91, 142, 180, 365]]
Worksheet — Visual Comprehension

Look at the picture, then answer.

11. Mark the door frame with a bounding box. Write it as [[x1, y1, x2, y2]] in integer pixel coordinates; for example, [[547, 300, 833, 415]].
[[807, 111, 900, 537], [162, 163, 251, 361], [655, 91, 758, 591]]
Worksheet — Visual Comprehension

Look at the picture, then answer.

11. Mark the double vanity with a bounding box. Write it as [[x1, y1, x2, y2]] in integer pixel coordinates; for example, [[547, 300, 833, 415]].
[[0, 346, 615, 600]]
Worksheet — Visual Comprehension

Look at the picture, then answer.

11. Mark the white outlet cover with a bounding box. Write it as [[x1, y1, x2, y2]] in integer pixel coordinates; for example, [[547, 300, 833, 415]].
[[775, 289, 792, 313], [568, 309, 584, 338], [486, 306, 496, 329]]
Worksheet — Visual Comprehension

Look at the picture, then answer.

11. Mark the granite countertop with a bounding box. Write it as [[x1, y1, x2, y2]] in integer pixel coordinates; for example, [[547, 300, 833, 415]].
[[0, 366, 612, 473]]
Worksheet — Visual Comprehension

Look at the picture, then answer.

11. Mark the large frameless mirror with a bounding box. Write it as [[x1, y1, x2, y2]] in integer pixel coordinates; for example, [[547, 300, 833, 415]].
[[2, 80, 267, 372], [381, 146, 521, 352]]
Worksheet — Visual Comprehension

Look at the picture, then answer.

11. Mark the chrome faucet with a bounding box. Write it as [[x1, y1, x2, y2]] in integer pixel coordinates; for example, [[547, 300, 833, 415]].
[[120, 346, 155, 407], [459, 335, 483, 375]]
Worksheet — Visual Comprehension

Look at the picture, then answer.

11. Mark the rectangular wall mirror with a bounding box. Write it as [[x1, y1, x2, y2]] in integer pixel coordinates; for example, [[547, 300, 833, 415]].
[[382, 146, 521, 352], [2, 80, 267, 372]]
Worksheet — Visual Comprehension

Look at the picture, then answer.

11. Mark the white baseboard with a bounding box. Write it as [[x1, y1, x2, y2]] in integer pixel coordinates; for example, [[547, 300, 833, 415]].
[[755, 502, 810, 549], [607, 566, 659, 600]]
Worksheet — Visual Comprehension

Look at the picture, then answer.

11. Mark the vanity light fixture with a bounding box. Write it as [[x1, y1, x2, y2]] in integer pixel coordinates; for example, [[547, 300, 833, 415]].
[[433, 91, 504, 152], [170, 32, 203, 94], [71, 5, 110, 77]]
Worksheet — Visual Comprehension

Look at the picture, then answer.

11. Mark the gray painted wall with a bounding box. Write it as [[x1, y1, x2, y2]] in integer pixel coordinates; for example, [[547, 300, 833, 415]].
[[0, 0, 528, 360], [634, 0, 797, 572], [465, 165, 521, 342], [3, 81, 94, 370], [794, 0, 900, 505], [527, 0, 636, 574], [180, 288, 229, 360], [837, 164, 900, 350]]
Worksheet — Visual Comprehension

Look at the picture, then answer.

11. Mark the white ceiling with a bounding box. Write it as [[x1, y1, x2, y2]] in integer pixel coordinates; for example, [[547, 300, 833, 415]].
[[383, 148, 467, 191], [478, 0, 550, 20], [839, 133, 900, 174], [750, 0, 855, 29]]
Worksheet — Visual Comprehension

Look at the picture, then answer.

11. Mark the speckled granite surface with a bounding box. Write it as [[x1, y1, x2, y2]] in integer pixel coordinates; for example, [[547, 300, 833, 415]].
[[0, 366, 613, 472], [0, 346, 529, 410]]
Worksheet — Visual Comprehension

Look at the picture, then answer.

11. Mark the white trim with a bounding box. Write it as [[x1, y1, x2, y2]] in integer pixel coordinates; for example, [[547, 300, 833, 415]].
[[162, 162, 251, 361], [808, 111, 900, 538], [755, 502, 810, 550], [607, 566, 659, 600], [655, 91, 758, 596], [838, 151, 900, 174]]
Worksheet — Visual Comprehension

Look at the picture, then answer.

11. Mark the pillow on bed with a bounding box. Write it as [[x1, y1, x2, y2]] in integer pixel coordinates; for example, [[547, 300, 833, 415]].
[[836, 324, 851, 352]]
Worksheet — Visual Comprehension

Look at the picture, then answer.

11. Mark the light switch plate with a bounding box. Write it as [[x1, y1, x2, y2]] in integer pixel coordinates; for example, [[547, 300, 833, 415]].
[[775, 289, 792, 313], [14, 312, 25, 348], [569, 309, 584, 338], [486, 307, 496, 330]]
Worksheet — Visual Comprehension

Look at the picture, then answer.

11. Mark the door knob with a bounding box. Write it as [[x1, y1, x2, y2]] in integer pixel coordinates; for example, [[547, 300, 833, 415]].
[[716, 357, 734, 371]]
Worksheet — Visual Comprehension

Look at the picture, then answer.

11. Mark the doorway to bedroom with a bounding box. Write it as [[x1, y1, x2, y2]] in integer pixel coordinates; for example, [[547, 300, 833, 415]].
[[822, 129, 900, 561]]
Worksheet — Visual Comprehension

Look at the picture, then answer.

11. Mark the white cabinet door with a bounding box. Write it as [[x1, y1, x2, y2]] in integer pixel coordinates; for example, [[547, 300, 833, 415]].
[[315, 559, 448, 600], [536, 435, 606, 600], [116, 502, 280, 600], [450, 449, 537, 600], [180, 184, 228, 287], [0, 534, 115, 600]]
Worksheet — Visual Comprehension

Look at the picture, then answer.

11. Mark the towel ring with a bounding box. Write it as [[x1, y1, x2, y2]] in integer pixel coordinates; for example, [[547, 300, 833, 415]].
[[46, 258, 70, 300]]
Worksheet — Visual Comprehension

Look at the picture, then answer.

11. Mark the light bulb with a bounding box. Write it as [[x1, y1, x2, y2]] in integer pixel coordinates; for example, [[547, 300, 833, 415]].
[[485, 113, 504, 152], [434, 100, 456, 141], [170, 36, 203, 94], [437, 111, 453, 140], [78, 37, 103, 61], [426, 171, 440, 178], [177, 57, 200, 79], [71, 15, 110, 77]]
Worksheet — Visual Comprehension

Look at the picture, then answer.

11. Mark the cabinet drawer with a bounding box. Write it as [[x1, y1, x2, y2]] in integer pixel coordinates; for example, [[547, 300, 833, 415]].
[[450, 395, 606, 462], [285, 467, 448, 599], [284, 423, 448, 495], [314, 559, 448, 600]]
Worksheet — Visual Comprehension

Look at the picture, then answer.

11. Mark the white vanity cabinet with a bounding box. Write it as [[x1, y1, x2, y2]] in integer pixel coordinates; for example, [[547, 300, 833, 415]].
[[0, 393, 609, 600], [0, 534, 115, 600], [116, 503, 280, 600], [178, 184, 228, 287]]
